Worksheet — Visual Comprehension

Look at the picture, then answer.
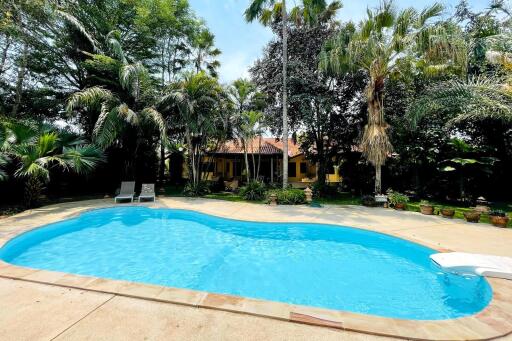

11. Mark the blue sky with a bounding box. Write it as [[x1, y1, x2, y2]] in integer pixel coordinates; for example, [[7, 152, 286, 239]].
[[188, 0, 487, 83]]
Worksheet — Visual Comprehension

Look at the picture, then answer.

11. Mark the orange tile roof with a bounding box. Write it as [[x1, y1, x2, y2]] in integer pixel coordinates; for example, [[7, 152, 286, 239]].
[[213, 137, 302, 157]]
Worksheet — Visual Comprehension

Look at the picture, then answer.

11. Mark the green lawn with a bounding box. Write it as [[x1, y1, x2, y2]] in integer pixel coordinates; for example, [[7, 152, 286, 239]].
[[161, 184, 510, 227], [204, 192, 253, 203]]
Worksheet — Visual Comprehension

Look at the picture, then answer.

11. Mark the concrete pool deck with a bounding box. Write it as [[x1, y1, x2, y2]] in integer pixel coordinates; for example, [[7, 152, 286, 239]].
[[0, 197, 512, 340]]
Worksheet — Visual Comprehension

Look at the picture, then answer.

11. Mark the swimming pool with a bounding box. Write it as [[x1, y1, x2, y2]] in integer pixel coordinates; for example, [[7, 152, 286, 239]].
[[0, 206, 492, 320]]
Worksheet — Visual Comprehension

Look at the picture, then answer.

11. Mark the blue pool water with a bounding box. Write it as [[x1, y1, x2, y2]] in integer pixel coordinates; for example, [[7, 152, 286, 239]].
[[0, 207, 491, 320]]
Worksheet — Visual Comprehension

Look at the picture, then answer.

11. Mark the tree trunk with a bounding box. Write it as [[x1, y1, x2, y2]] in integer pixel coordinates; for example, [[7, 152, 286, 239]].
[[185, 129, 196, 185], [0, 37, 11, 75], [281, 0, 289, 189], [256, 136, 262, 179], [375, 164, 382, 195], [362, 76, 391, 195], [251, 142, 256, 181], [243, 139, 250, 183], [159, 142, 165, 183], [12, 43, 29, 116], [24, 175, 43, 208]]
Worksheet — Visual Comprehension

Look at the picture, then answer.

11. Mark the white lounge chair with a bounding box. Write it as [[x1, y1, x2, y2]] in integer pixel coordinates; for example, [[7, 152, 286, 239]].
[[115, 181, 135, 203], [139, 183, 156, 202]]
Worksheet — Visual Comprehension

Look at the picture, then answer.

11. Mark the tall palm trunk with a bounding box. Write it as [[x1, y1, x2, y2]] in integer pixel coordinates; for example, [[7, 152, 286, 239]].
[[185, 129, 197, 185], [256, 136, 262, 179], [159, 142, 165, 183], [242, 139, 250, 183], [281, 0, 289, 189], [12, 43, 29, 116], [251, 140, 256, 181], [361, 75, 392, 195]]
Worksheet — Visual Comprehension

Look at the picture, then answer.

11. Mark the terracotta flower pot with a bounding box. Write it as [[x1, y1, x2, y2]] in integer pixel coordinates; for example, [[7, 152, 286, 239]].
[[441, 208, 455, 218], [394, 203, 406, 210], [490, 215, 510, 228], [420, 205, 434, 215], [463, 211, 481, 223]]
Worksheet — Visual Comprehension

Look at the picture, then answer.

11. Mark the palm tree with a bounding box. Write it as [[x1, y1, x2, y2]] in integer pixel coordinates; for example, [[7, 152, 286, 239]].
[[66, 33, 167, 178], [236, 111, 264, 183], [0, 119, 104, 207], [319, 1, 461, 194], [227, 79, 264, 182], [66, 63, 167, 149], [192, 29, 221, 78], [159, 72, 222, 186], [245, 0, 339, 188]]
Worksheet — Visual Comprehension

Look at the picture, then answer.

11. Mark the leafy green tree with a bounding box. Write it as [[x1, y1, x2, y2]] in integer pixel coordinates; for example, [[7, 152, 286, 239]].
[[319, 1, 461, 194], [251, 5, 365, 194], [245, 0, 341, 188], [159, 72, 225, 186]]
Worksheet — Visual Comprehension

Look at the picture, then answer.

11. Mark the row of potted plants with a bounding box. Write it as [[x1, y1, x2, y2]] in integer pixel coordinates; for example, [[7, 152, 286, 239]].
[[386, 192, 510, 228], [419, 201, 509, 227]]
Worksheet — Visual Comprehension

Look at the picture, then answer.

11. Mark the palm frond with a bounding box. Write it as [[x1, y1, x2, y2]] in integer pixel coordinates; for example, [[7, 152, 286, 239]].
[[56, 10, 101, 53], [408, 76, 512, 126], [119, 62, 148, 98], [245, 0, 274, 22], [106, 30, 127, 63], [141, 107, 168, 144], [61, 145, 105, 175], [416, 2, 444, 28], [67, 87, 116, 113]]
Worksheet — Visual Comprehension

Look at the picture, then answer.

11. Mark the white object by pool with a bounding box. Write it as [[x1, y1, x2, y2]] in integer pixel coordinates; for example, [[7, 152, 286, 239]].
[[431, 252, 512, 280]]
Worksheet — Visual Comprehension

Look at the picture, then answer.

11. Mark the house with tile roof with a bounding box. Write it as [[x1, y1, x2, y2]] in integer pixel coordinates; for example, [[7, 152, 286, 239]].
[[195, 137, 341, 187]]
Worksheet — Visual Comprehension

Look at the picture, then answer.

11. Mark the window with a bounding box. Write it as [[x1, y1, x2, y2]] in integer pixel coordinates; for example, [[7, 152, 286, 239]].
[[300, 162, 307, 174], [288, 162, 296, 177]]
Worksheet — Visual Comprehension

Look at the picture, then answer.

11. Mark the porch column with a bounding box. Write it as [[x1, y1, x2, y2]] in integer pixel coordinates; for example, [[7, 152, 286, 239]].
[[271, 157, 274, 183]]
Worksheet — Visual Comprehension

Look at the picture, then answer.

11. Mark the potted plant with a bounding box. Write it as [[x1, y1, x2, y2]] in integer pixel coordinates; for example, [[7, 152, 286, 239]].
[[387, 191, 409, 210], [463, 210, 481, 223], [489, 210, 510, 228], [419, 200, 434, 215], [440, 206, 455, 218]]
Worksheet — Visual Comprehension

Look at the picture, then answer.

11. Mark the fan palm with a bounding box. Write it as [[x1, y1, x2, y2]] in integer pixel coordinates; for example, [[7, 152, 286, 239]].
[[245, 0, 340, 188], [159, 72, 222, 185], [0, 118, 104, 207], [319, 0, 462, 194]]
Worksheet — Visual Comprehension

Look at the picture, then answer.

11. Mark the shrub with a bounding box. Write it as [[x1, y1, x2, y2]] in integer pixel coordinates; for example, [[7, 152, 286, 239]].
[[420, 200, 432, 206], [239, 181, 267, 201], [267, 188, 306, 205], [387, 190, 409, 205], [361, 195, 376, 207], [183, 181, 210, 197]]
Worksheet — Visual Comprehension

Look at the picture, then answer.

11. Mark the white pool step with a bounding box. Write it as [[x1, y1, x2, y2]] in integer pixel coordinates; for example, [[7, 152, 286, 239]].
[[430, 252, 512, 280]]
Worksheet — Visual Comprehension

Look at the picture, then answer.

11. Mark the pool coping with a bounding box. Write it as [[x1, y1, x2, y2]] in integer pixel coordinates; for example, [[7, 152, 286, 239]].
[[0, 200, 511, 340]]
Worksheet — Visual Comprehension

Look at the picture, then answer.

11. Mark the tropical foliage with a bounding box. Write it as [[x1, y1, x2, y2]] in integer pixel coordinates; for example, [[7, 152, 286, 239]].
[[0, 0, 511, 210], [319, 1, 465, 194]]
